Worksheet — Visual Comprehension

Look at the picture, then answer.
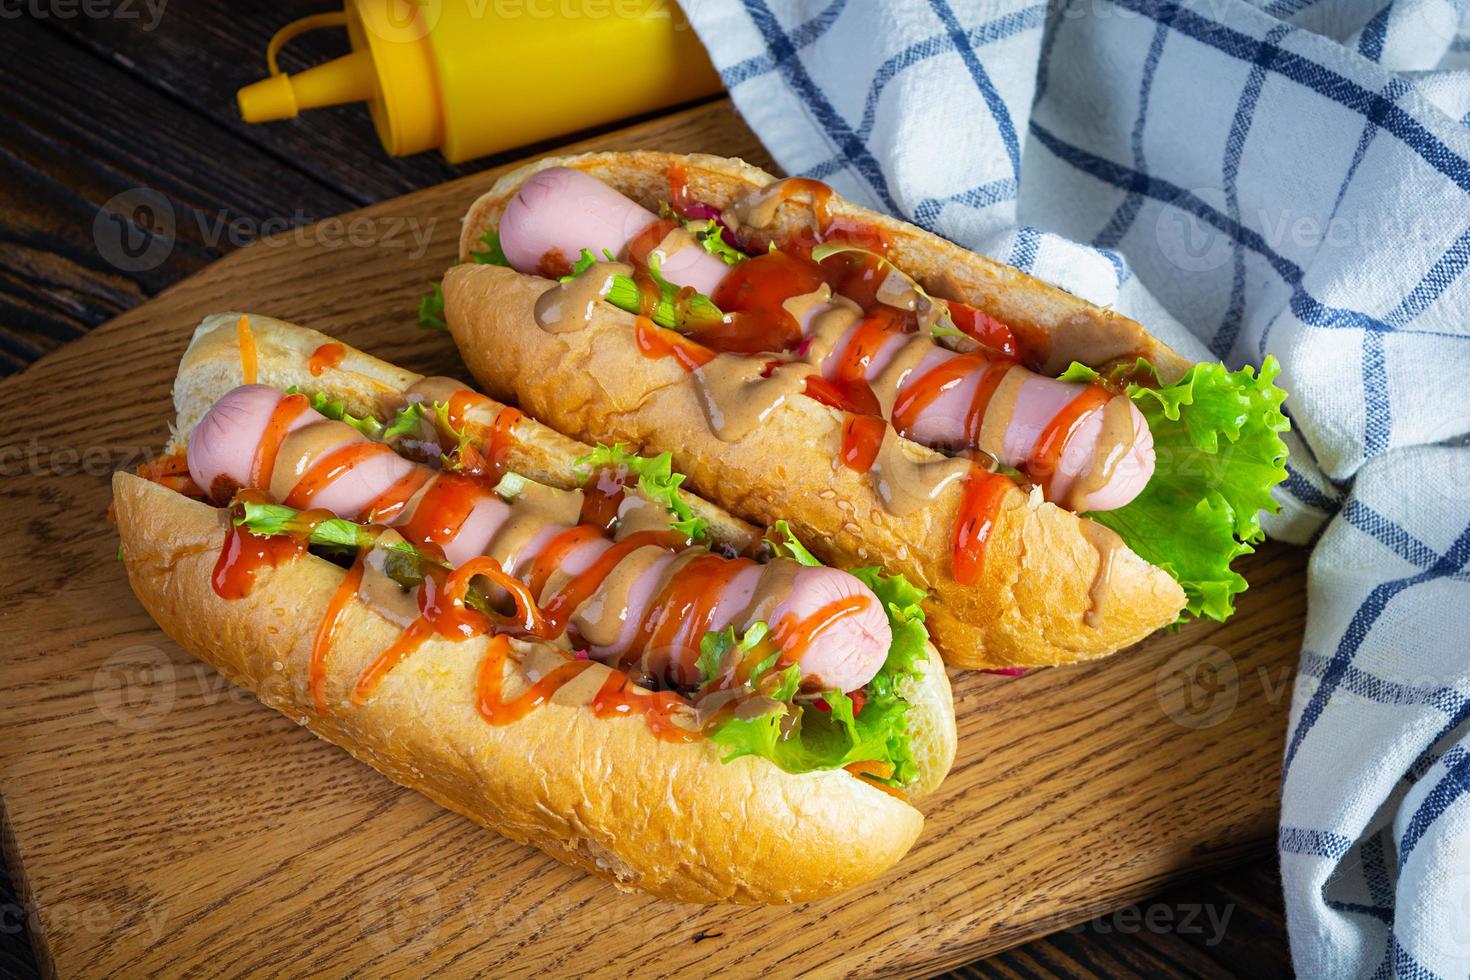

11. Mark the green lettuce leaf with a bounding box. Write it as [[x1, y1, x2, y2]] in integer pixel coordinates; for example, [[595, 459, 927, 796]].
[[492, 471, 528, 501], [695, 620, 773, 688], [237, 499, 404, 555], [469, 229, 512, 267], [381, 402, 428, 442], [234, 500, 504, 614], [1077, 356, 1290, 621], [288, 389, 433, 449], [416, 281, 447, 331], [764, 519, 822, 567], [572, 443, 707, 541], [431, 400, 475, 465], [704, 565, 929, 787], [288, 388, 384, 440], [684, 218, 746, 266], [564, 248, 725, 330]]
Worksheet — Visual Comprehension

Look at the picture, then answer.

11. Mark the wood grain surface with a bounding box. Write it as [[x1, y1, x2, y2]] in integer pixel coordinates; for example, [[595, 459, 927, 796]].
[[0, 95, 1303, 977]]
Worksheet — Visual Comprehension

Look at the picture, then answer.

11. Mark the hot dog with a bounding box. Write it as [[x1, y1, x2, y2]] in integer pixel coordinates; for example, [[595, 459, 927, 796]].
[[498, 167, 1153, 513], [501, 165, 733, 296], [115, 312, 957, 904], [187, 382, 891, 692], [441, 152, 1290, 670]]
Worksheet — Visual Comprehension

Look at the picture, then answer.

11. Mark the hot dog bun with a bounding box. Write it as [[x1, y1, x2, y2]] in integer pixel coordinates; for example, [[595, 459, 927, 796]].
[[444, 152, 1189, 670], [115, 313, 957, 904]]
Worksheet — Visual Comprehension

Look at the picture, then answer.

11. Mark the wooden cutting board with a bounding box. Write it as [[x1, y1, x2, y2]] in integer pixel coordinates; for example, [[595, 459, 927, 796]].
[[0, 101, 1304, 978]]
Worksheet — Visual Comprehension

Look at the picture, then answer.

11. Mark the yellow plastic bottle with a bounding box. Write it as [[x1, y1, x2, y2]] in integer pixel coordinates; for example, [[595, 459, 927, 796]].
[[238, 0, 723, 163]]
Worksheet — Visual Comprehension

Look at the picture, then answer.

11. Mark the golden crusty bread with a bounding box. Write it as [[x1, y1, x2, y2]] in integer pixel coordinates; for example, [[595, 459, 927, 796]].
[[112, 314, 958, 903], [444, 152, 1189, 670], [174, 314, 958, 790]]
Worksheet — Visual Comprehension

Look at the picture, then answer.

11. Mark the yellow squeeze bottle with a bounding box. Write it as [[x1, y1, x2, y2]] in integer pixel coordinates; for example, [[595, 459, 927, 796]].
[[237, 0, 723, 163]]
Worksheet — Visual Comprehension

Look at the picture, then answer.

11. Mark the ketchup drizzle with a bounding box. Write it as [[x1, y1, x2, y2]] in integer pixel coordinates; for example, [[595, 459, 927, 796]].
[[210, 519, 305, 600], [284, 442, 395, 508], [623, 553, 756, 683], [358, 468, 430, 524], [891, 353, 986, 440], [310, 554, 365, 712], [951, 466, 1012, 587], [526, 525, 606, 597], [634, 316, 714, 371], [208, 492, 330, 599], [398, 474, 484, 551], [477, 634, 597, 726], [802, 375, 874, 415], [591, 671, 699, 743], [771, 594, 871, 669], [445, 388, 492, 434], [248, 393, 309, 494], [1024, 385, 1111, 498], [947, 303, 1021, 360], [307, 342, 346, 377], [839, 415, 885, 473], [537, 529, 683, 637]]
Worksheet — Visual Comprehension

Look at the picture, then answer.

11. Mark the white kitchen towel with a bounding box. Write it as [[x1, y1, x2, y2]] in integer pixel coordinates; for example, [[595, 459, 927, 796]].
[[679, 0, 1470, 974]]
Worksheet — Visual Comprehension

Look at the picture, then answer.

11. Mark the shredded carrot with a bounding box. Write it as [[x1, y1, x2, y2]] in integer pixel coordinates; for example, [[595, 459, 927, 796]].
[[236, 314, 258, 384]]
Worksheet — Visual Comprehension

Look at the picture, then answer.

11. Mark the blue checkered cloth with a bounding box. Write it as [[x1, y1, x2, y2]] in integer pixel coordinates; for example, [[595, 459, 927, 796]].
[[680, 0, 1470, 973]]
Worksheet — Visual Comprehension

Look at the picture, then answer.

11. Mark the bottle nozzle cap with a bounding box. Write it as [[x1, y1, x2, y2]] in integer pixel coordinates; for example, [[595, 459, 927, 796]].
[[238, 74, 300, 123], [236, 50, 376, 125]]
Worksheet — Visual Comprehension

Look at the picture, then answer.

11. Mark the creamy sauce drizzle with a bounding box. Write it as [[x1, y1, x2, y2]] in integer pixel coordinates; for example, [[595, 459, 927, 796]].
[[490, 482, 584, 577], [269, 421, 359, 501], [1065, 395, 1138, 511], [571, 544, 668, 647], [534, 261, 633, 333], [1078, 520, 1125, 628], [869, 429, 973, 516], [868, 336, 931, 420], [651, 226, 699, 264], [693, 355, 808, 442], [976, 365, 1028, 460], [358, 530, 422, 628], [721, 177, 832, 236]]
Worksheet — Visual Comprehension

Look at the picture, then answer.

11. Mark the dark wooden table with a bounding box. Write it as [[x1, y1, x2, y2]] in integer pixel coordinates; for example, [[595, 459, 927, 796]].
[[0, 6, 1291, 976]]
